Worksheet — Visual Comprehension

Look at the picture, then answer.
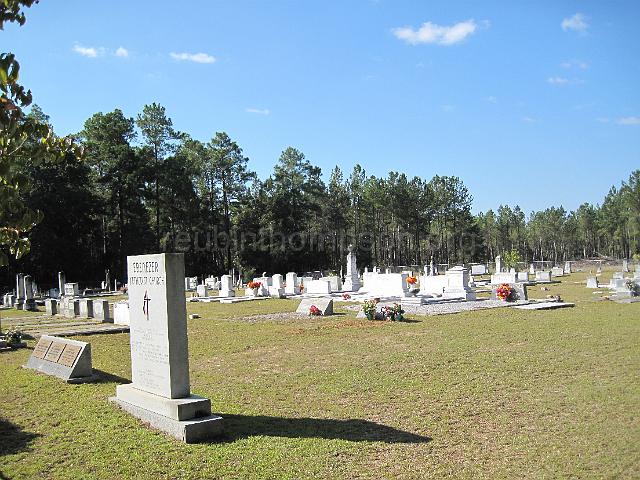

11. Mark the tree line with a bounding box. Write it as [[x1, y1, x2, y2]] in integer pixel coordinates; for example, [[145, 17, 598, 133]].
[[1, 102, 639, 290]]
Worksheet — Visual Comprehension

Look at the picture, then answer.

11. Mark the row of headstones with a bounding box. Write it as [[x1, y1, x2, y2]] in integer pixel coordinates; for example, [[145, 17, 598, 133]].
[[45, 297, 112, 322], [6, 273, 38, 311], [587, 270, 640, 295]]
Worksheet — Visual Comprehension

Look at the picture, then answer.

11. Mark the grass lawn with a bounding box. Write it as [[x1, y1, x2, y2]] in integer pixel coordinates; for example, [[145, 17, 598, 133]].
[[1, 271, 639, 479]]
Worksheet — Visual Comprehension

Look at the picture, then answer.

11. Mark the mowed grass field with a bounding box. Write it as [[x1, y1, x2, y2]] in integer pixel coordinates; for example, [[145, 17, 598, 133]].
[[1, 270, 639, 479]]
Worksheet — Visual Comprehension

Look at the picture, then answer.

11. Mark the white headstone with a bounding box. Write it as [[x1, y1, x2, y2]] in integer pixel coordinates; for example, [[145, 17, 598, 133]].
[[343, 245, 361, 292], [495, 255, 502, 274], [58, 272, 66, 296], [218, 275, 235, 297], [285, 272, 300, 295], [126, 253, 190, 398], [196, 284, 209, 297], [443, 266, 475, 300], [113, 253, 222, 442]]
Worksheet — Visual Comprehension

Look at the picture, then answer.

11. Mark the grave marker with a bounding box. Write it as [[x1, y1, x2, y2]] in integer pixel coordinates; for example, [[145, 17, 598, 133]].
[[296, 298, 334, 316], [111, 253, 223, 443], [25, 335, 96, 383]]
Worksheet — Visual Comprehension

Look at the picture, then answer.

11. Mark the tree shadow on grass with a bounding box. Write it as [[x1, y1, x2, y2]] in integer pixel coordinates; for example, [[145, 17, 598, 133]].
[[216, 414, 431, 444], [0, 417, 40, 457]]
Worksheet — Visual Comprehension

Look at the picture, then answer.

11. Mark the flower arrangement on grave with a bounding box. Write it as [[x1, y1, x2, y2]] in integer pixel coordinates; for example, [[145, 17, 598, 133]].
[[624, 280, 639, 296], [363, 299, 379, 320], [342, 293, 352, 300], [3, 329, 24, 347], [496, 283, 513, 301], [247, 281, 262, 290], [309, 305, 322, 316], [407, 276, 417, 285], [384, 303, 405, 321]]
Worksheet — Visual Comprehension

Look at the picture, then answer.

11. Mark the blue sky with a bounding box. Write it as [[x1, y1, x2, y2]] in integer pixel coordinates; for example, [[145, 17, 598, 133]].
[[4, 0, 639, 213]]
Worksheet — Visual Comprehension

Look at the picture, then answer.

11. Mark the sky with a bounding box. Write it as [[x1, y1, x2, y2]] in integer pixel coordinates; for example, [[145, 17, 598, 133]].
[[4, 0, 639, 214]]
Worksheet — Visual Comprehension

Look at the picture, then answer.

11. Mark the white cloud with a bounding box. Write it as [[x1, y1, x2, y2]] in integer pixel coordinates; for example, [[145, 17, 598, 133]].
[[169, 52, 216, 64], [485, 96, 497, 103], [441, 104, 455, 112], [596, 117, 610, 123], [522, 116, 536, 123], [562, 13, 589, 33], [547, 76, 570, 85], [561, 59, 588, 69], [115, 47, 129, 58], [392, 19, 481, 46], [245, 108, 270, 115], [617, 116, 640, 125], [73, 44, 102, 58]]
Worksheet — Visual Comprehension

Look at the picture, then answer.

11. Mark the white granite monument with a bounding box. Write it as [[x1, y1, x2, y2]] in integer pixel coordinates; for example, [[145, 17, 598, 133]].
[[342, 245, 361, 292], [111, 253, 222, 443]]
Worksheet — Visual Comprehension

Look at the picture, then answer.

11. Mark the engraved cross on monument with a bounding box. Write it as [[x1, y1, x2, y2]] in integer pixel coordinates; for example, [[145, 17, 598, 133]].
[[110, 253, 223, 442]]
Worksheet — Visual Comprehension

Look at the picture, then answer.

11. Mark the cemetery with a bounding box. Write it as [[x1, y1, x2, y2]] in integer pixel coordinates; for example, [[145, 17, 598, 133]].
[[2, 2, 640, 478]]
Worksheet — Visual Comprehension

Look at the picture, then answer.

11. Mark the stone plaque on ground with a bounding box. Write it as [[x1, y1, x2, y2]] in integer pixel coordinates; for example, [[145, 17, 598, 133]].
[[25, 335, 95, 383], [296, 298, 334, 316], [32, 338, 53, 359], [110, 253, 223, 443]]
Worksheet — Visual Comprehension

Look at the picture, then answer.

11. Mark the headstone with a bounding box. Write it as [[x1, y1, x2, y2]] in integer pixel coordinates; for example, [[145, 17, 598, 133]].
[[551, 267, 564, 277], [93, 300, 112, 322], [535, 270, 552, 282], [105, 269, 111, 291], [49, 287, 60, 299], [343, 245, 361, 292], [622, 259, 629, 273], [79, 299, 94, 318], [324, 275, 342, 292], [64, 299, 80, 318], [360, 273, 409, 298], [184, 277, 198, 291], [196, 284, 209, 297], [58, 272, 66, 296], [64, 283, 79, 296], [419, 274, 448, 296], [564, 261, 572, 274], [442, 266, 476, 300], [470, 264, 487, 275], [15, 273, 25, 310], [490, 283, 528, 301], [306, 279, 332, 295], [529, 264, 535, 274], [429, 257, 435, 276], [516, 271, 529, 282], [285, 272, 301, 295], [5, 294, 15, 307], [495, 255, 502, 274], [113, 301, 130, 325], [491, 272, 518, 285], [609, 278, 626, 289], [612, 272, 624, 280], [268, 274, 285, 298], [25, 335, 96, 383], [111, 253, 223, 443], [45, 299, 58, 315], [586, 277, 599, 288], [218, 275, 235, 297], [296, 298, 334, 316], [23, 275, 37, 311]]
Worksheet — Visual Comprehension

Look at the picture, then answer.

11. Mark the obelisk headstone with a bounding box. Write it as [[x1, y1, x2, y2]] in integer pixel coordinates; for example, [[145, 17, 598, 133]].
[[343, 244, 361, 292], [58, 272, 66, 297]]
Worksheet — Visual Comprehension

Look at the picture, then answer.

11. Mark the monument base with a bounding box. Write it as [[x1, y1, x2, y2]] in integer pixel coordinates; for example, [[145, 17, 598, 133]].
[[111, 384, 224, 443]]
